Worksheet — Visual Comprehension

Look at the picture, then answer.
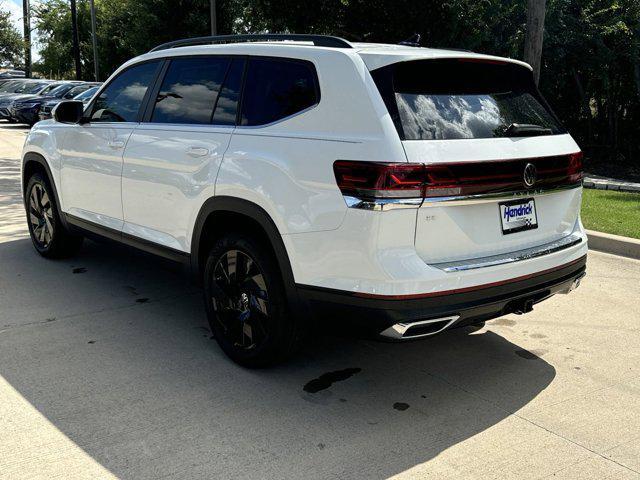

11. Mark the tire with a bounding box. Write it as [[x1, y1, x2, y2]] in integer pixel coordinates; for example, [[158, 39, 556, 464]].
[[25, 172, 83, 258], [203, 232, 300, 367]]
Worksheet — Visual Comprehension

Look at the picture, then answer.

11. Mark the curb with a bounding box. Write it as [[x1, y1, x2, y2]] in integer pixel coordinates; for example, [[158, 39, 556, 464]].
[[586, 229, 640, 260], [583, 177, 640, 193]]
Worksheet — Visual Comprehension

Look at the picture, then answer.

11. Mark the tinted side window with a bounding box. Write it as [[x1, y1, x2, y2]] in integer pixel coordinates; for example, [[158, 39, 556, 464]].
[[211, 58, 244, 126], [151, 57, 230, 124], [240, 58, 318, 126], [90, 61, 159, 122]]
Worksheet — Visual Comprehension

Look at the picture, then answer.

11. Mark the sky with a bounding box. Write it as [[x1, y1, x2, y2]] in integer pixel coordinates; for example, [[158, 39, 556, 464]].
[[2, 0, 41, 62]]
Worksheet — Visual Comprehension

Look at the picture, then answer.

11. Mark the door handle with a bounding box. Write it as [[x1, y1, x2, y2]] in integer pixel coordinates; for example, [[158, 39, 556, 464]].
[[108, 140, 125, 149], [186, 146, 210, 157]]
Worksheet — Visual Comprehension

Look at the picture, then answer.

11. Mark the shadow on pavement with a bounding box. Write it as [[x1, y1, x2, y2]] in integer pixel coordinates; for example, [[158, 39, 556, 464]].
[[0, 238, 556, 479]]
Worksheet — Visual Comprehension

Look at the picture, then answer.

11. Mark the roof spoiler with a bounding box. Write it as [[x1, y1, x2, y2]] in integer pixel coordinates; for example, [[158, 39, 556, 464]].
[[149, 34, 353, 52]]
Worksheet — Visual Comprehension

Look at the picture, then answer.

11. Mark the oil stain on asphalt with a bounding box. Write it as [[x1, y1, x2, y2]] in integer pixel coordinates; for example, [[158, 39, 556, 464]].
[[303, 368, 361, 393], [393, 402, 410, 411], [492, 318, 516, 327], [72, 267, 87, 274]]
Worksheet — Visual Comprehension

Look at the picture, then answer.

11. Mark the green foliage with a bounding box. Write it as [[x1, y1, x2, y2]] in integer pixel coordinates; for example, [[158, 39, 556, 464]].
[[543, 0, 640, 162], [0, 6, 23, 66], [31, 0, 640, 164], [581, 189, 640, 239], [33, 0, 221, 79]]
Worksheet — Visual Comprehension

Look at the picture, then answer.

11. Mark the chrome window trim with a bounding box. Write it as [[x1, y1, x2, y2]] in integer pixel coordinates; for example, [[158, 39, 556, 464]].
[[431, 232, 584, 273]]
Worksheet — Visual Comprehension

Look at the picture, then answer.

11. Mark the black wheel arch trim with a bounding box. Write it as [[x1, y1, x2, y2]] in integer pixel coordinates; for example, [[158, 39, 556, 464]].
[[191, 196, 303, 310], [22, 151, 70, 230]]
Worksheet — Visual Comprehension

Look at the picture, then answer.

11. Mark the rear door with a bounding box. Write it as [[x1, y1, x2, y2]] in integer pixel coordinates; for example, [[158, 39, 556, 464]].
[[370, 58, 583, 264], [121, 56, 244, 251]]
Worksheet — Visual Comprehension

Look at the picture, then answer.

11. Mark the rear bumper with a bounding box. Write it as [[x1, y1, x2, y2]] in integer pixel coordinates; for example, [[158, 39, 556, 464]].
[[298, 255, 586, 338]]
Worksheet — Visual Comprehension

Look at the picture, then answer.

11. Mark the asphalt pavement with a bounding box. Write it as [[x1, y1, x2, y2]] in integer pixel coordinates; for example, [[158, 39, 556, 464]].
[[1, 123, 639, 479]]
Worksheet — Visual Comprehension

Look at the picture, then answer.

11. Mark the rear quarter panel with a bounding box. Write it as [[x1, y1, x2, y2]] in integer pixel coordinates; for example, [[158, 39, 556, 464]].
[[213, 49, 405, 236]]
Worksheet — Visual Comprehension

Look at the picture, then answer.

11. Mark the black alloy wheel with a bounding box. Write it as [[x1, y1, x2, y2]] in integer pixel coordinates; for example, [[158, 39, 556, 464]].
[[211, 249, 270, 351], [28, 181, 54, 248], [25, 172, 83, 258], [203, 233, 301, 367]]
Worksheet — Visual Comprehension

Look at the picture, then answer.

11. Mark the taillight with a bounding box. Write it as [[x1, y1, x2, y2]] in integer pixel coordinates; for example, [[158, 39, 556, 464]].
[[567, 151, 584, 183], [333, 161, 425, 198], [423, 164, 465, 197], [334, 153, 583, 202]]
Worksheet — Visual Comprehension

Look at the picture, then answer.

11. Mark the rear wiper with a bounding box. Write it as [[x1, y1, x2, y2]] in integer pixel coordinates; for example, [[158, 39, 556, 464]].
[[498, 123, 553, 137]]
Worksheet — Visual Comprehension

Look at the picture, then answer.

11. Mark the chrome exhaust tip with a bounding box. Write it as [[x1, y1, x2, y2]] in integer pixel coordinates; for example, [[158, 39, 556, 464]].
[[380, 315, 460, 340], [560, 271, 586, 294]]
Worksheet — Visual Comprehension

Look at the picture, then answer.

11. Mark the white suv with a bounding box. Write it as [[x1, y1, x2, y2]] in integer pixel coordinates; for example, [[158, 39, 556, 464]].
[[21, 35, 587, 367]]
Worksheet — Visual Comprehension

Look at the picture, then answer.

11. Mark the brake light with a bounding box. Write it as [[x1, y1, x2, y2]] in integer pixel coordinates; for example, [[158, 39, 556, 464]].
[[567, 151, 584, 183], [334, 153, 583, 201], [333, 161, 425, 198]]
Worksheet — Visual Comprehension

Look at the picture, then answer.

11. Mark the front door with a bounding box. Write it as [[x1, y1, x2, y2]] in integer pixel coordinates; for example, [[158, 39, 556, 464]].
[[60, 60, 162, 230]]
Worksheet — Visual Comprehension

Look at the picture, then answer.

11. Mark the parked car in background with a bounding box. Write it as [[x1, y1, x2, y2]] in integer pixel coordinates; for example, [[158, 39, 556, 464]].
[[0, 69, 26, 79], [0, 79, 20, 89], [39, 84, 101, 122], [9, 81, 97, 126], [0, 79, 37, 96], [0, 79, 51, 97], [0, 81, 56, 122]]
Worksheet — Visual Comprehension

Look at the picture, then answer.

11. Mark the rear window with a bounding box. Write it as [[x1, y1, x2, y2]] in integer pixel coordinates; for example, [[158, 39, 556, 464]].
[[240, 58, 319, 126], [371, 59, 564, 140]]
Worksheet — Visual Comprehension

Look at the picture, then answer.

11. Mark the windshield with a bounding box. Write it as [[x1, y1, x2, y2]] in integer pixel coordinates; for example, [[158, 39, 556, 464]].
[[15, 82, 49, 94], [63, 85, 89, 99], [39, 83, 63, 95], [371, 59, 565, 140], [0, 81, 20, 92], [48, 84, 75, 97], [74, 86, 98, 100]]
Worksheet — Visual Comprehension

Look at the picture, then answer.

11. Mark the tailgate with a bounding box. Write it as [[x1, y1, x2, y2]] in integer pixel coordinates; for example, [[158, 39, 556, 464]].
[[405, 136, 583, 264], [369, 57, 584, 264]]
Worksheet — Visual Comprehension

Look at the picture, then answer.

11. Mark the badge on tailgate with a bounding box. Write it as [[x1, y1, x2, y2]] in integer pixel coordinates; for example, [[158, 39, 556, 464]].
[[499, 198, 538, 234]]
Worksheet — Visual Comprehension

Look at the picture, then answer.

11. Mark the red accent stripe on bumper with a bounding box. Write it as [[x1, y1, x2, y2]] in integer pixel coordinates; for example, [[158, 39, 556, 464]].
[[351, 255, 587, 300]]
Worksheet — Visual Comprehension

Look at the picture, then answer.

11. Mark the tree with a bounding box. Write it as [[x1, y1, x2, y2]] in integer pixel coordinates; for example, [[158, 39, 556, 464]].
[[0, 6, 23, 67], [33, 0, 228, 80], [524, 0, 546, 85], [31, 0, 640, 166]]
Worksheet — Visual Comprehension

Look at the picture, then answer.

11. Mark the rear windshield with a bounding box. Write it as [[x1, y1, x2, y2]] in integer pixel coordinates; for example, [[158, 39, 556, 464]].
[[371, 59, 564, 140]]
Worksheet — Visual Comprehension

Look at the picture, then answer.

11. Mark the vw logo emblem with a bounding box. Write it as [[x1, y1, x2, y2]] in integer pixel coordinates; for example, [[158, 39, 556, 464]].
[[523, 163, 537, 188]]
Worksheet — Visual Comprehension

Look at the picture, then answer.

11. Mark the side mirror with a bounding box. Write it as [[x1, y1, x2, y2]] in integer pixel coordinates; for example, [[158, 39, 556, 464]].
[[53, 100, 85, 124]]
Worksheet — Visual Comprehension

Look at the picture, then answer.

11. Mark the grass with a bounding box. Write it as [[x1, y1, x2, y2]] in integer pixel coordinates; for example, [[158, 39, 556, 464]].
[[581, 188, 640, 239]]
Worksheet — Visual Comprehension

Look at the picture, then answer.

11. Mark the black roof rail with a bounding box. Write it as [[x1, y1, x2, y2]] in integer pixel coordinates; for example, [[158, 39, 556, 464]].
[[149, 34, 353, 52]]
